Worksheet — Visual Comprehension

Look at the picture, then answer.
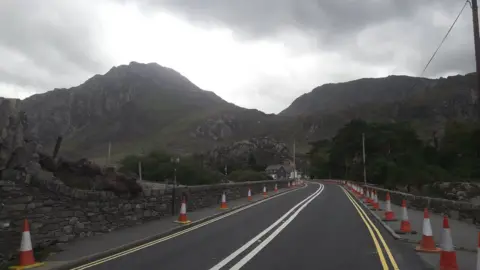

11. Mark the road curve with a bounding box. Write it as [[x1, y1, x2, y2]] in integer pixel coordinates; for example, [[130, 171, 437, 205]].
[[70, 182, 429, 270]]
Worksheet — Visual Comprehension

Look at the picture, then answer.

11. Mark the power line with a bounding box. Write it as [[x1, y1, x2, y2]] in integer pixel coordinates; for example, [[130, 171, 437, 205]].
[[419, 0, 470, 77], [406, 0, 469, 93]]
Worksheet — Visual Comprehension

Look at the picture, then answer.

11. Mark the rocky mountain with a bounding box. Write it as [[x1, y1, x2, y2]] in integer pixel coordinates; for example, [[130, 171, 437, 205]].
[[13, 61, 479, 163], [20, 62, 277, 161], [280, 75, 431, 116], [281, 73, 478, 139]]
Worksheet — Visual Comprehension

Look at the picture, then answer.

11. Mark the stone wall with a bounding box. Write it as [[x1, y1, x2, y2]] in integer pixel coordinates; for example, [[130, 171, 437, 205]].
[[0, 173, 290, 264], [364, 184, 480, 224]]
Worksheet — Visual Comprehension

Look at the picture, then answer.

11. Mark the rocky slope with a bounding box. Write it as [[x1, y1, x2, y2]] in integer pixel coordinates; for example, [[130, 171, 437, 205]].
[[204, 137, 292, 171], [18, 62, 304, 161], [15, 61, 479, 161], [281, 73, 478, 139], [0, 97, 141, 195]]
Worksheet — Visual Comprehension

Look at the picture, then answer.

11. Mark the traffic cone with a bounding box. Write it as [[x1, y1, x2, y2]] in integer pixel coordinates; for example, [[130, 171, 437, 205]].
[[476, 232, 480, 270], [439, 216, 458, 270], [363, 189, 369, 203], [9, 219, 44, 270], [220, 192, 228, 209], [263, 185, 268, 197], [372, 191, 380, 211], [175, 198, 191, 224], [274, 183, 278, 193], [416, 208, 441, 253], [396, 200, 412, 234], [383, 192, 397, 221], [247, 188, 252, 201]]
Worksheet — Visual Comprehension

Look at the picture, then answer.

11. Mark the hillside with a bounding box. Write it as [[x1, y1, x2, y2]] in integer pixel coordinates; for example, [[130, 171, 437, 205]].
[[16, 61, 478, 163], [19, 62, 298, 162], [281, 75, 439, 116], [281, 73, 478, 139]]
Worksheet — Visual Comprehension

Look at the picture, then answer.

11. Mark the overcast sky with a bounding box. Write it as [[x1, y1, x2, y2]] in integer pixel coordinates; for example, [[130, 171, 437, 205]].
[[0, 0, 476, 113]]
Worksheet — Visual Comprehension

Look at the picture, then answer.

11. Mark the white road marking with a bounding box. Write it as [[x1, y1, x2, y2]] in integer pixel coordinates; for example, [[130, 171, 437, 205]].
[[70, 184, 308, 270], [209, 183, 324, 270]]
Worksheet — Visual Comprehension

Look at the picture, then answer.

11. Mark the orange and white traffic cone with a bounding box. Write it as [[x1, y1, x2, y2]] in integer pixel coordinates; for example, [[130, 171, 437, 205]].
[[263, 185, 268, 197], [274, 183, 278, 193], [363, 189, 369, 203], [416, 208, 441, 253], [396, 200, 412, 234], [220, 192, 228, 209], [10, 219, 44, 270], [247, 188, 252, 201], [383, 192, 397, 221], [372, 191, 380, 211], [175, 198, 191, 224], [476, 232, 480, 270], [439, 216, 458, 270]]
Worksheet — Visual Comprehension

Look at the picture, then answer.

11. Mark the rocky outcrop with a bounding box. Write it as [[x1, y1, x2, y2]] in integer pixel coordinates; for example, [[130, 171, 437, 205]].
[[191, 114, 237, 141], [206, 137, 292, 170], [0, 98, 42, 178], [419, 182, 480, 203], [0, 97, 142, 197]]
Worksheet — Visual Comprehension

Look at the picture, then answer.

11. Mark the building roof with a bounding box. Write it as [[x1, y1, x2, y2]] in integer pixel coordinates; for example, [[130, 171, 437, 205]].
[[265, 164, 294, 173], [265, 164, 283, 171]]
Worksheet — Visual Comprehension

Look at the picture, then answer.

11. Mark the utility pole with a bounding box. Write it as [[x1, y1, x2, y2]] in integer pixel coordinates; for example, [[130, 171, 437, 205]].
[[171, 157, 180, 216], [106, 142, 111, 166], [138, 161, 142, 181], [293, 139, 296, 179], [472, 0, 480, 118], [362, 133, 367, 185]]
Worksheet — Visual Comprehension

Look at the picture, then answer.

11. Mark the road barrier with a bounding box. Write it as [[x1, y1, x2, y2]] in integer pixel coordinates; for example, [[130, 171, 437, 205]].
[[397, 199, 412, 234], [383, 192, 397, 222], [439, 216, 458, 269], [220, 192, 228, 210], [175, 198, 191, 224], [361, 184, 480, 223], [477, 232, 480, 270], [415, 208, 441, 253], [9, 219, 44, 270]]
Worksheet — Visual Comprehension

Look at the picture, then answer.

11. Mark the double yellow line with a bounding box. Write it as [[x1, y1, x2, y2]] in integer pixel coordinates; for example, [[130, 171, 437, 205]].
[[341, 187, 399, 270]]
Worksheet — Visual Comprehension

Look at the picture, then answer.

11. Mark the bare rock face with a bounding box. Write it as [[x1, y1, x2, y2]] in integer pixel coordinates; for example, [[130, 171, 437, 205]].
[[193, 114, 237, 141], [0, 97, 141, 197], [0, 98, 41, 176], [206, 137, 292, 170]]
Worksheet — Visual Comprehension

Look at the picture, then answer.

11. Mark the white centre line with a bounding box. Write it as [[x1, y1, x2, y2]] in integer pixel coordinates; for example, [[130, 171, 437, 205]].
[[209, 183, 325, 270]]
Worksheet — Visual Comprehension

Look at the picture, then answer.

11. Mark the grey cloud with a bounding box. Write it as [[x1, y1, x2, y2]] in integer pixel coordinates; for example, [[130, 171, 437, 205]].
[[0, 0, 110, 91], [133, 0, 473, 78]]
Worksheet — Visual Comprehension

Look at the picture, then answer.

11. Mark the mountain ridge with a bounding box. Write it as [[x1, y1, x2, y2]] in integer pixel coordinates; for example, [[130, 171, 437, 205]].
[[5, 62, 477, 162]]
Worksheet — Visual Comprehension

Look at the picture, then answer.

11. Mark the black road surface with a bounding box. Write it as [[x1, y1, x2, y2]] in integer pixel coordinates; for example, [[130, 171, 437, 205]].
[[74, 182, 430, 270]]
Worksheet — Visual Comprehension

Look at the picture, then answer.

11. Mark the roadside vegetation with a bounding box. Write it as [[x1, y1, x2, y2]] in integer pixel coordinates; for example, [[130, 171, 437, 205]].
[[308, 119, 480, 189], [119, 150, 271, 185]]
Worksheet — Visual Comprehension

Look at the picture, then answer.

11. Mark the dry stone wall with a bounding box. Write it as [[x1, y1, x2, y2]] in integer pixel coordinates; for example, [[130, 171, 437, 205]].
[[0, 173, 290, 264]]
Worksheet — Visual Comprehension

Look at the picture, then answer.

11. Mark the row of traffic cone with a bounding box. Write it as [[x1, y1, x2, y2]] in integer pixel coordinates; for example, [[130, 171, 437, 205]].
[[12, 181, 299, 270], [177, 182, 296, 224], [345, 181, 463, 270]]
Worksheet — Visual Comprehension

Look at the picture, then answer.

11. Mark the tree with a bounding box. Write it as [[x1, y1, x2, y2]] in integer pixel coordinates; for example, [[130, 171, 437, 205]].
[[119, 150, 223, 185]]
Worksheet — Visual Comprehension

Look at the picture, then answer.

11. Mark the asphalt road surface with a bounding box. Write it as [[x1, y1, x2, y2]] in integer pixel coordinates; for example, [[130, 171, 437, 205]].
[[70, 182, 431, 270]]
